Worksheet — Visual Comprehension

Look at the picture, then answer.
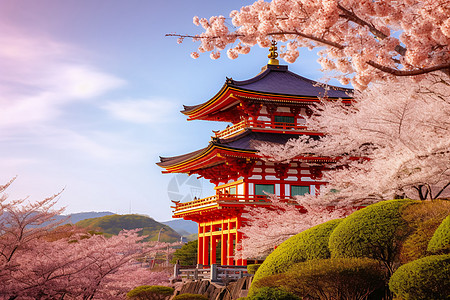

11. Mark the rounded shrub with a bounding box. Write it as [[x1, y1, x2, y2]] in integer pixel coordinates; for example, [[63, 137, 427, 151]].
[[247, 286, 300, 300], [253, 218, 343, 283], [127, 285, 174, 300], [400, 200, 450, 262], [428, 215, 450, 254], [329, 199, 416, 273], [254, 258, 385, 300], [173, 293, 209, 300], [389, 254, 450, 300], [247, 264, 261, 274]]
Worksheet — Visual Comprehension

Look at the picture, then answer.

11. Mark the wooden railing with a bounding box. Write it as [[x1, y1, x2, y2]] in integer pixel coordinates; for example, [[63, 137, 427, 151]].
[[174, 263, 250, 282], [214, 119, 309, 138], [172, 194, 298, 214], [215, 120, 247, 138], [248, 119, 307, 131]]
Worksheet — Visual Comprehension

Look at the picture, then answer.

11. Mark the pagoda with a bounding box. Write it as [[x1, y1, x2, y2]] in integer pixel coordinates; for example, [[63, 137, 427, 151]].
[[157, 43, 352, 266]]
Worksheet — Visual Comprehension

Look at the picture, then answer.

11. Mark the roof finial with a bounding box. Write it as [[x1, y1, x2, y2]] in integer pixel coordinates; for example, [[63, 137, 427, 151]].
[[268, 40, 279, 65]]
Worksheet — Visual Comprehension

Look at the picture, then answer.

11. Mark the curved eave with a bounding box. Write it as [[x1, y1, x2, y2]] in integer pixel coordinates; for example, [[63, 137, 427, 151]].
[[158, 143, 257, 174], [182, 85, 348, 121]]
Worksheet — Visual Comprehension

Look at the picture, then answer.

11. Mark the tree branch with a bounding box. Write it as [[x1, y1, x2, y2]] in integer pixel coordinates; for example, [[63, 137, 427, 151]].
[[434, 182, 450, 199], [269, 31, 345, 49], [165, 33, 243, 39], [367, 61, 450, 76], [337, 3, 406, 56]]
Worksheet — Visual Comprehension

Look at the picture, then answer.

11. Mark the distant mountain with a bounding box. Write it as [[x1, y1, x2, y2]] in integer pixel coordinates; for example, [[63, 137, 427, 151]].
[[162, 219, 198, 235], [65, 211, 115, 224], [75, 214, 181, 243]]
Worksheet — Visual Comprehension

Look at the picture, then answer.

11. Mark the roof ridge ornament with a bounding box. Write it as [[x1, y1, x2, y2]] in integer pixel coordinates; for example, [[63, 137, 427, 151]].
[[268, 40, 279, 65]]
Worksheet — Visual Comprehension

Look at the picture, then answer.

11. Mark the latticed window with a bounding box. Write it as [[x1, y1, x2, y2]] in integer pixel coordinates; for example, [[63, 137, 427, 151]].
[[255, 184, 274, 195], [229, 186, 236, 195], [291, 185, 310, 196], [274, 115, 295, 124]]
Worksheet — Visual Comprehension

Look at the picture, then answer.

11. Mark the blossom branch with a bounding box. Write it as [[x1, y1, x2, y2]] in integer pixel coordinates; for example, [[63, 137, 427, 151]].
[[367, 61, 450, 76]]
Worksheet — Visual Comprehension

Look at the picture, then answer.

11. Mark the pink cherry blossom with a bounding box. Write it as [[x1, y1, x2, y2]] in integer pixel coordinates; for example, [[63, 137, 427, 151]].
[[171, 0, 450, 88]]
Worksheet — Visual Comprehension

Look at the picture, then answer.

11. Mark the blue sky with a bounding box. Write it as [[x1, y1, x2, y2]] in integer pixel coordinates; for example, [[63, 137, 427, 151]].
[[0, 0, 345, 221]]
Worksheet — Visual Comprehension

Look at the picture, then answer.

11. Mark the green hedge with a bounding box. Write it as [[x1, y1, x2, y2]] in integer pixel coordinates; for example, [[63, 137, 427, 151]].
[[400, 200, 450, 262], [247, 286, 300, 300], [253, 218, 342, 283], [329, 199, 416, 273], [247, 264, 261, 274], [427, 215, 450, 254], [254, 258, 385, 300], [173, 294, 209, 300], [127, 285, 174, 300], [389, 254, 450, 300]]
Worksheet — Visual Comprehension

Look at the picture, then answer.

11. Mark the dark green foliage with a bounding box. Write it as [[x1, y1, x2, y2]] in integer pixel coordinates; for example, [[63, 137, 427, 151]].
[[75, 214, 181, 242], [329, 199, 416, 275], [247, 264, 261, 274], [389, 254, 450, 300], [127, 285, 174, 300], [428, 215, 450, 254], [172, 293, 209, 300], [253, 218, 342, 283], [400, 200, 450, 262], [247, 287, 300, 300], [253, 258, 385, 300], [171, 240, 198, 265]]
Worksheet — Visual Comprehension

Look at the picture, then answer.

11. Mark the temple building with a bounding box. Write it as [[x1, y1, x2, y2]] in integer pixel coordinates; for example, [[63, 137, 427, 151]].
[[157, 44, 352, 266]]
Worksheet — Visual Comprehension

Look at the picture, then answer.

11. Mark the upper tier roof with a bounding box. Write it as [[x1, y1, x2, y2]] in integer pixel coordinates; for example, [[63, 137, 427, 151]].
[[228, 64, 352, 98], [181, 64, 353, 121]]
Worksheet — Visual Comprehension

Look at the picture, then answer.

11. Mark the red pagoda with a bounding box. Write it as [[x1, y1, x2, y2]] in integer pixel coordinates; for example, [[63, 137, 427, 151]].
[[158, 45, 352, 266]]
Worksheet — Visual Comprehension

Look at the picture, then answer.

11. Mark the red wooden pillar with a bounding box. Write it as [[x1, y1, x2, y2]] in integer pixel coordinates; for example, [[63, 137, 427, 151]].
[[221, 221, 227, 265], [197, 230, 205, 265], [236, 218, 242, 266], [227, 231, 234, 265], [210, 235, 217, 264], [203, 235, 209, 265]]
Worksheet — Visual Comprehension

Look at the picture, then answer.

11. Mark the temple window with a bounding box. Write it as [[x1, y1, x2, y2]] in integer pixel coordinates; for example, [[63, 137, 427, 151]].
[[274, 115, 295, 124], [255, 184, 275, 195], [291, 185, 310, 196], [229, 186, 237, 195]]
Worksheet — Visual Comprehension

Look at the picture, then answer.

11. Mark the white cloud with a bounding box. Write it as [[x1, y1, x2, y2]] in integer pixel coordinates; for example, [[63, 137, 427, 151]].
[[102, 98, 178, 124], [0, 23, 126, 130]]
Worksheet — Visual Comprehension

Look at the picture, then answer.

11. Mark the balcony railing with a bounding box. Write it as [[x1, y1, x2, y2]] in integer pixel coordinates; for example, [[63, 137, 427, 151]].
[[172, 194, 296, 214], [214, 120, 247, 138], [214, 119, 309, 138]]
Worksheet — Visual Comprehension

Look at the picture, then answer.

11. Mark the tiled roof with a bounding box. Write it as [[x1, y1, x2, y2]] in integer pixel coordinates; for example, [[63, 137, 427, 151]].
[[157, 130, 307, 167], [228, 64, 352, 98]]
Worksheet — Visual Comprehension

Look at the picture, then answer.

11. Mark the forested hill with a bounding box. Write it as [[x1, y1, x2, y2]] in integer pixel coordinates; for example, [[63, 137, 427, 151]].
[[75, 214, 181, 243]]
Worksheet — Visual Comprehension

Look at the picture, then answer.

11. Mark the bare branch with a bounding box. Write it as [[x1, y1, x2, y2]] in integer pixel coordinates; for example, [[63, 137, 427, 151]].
[[269, 31, 345, 49], [367, 61, 450, 76], [337, 3, 407, 56]]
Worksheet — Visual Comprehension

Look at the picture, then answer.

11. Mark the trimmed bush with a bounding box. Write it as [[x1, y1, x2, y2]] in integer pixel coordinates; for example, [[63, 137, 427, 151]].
[[253, 218, 342, 283], [247, 264, 261, 274], [173, 294, 209, 300], [428, 215, 450, 254], [247, 286, 300, 300], [401, 200, 450, 262], [329, 199, 416, 274], [254, 258, 385, 300], [389, 254, 450, 300], [127, 285, 174, 300]]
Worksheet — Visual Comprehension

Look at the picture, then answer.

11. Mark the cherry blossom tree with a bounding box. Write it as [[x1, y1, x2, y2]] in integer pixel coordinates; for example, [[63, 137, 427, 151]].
[[258, 74, 449, 202], [236, 195, 350, 258], [170, 0, 450, 89], [0, 180, 174, 300], [237, 74, 449, 258]]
